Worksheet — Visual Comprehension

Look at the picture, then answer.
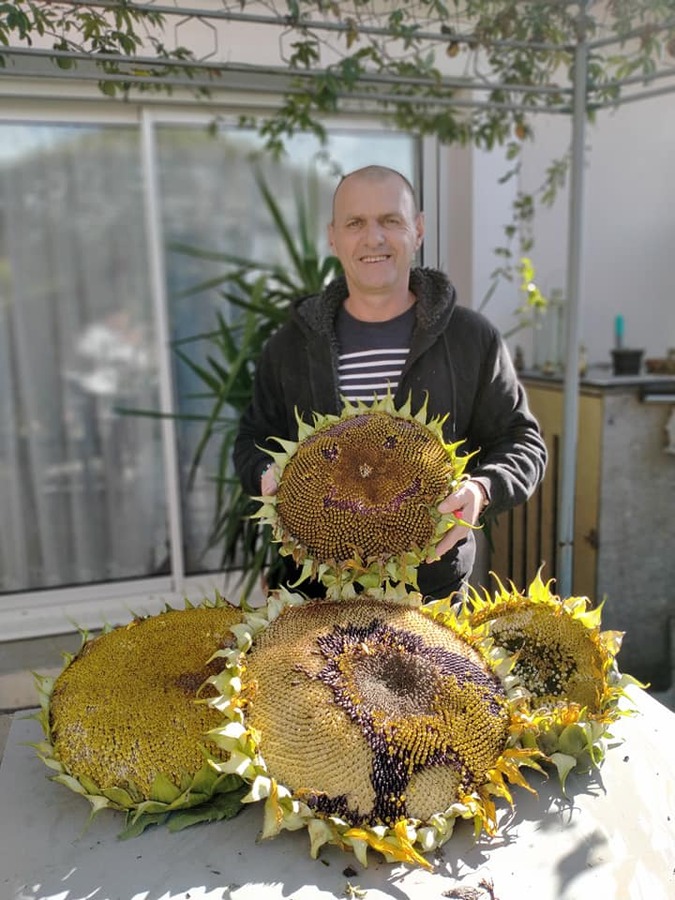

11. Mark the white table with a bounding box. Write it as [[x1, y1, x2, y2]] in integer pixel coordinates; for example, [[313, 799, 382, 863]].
[[1, 687, 673, 900]]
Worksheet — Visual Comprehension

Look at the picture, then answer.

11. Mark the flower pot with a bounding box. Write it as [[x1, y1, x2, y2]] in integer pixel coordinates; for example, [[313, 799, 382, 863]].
[[611, 348, 644, 376]]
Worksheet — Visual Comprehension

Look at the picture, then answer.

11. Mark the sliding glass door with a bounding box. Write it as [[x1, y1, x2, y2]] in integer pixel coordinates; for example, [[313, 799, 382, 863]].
[[0, 111, 417, 629], [0, 123, 167, 593]]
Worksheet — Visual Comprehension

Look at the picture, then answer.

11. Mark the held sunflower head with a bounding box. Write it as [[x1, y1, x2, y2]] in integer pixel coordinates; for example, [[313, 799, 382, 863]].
[[254, 393, 470, 596], [208, 590, 539, 869], [32, 598, 248, 837], [461, 569, 635, 788]]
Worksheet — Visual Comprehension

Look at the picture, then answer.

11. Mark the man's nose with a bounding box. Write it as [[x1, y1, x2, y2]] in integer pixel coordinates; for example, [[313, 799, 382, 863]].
[[363, 220, 385, 244]]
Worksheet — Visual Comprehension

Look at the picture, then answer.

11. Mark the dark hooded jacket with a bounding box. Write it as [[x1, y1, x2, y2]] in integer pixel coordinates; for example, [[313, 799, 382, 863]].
[[233, 267, 547, 597]]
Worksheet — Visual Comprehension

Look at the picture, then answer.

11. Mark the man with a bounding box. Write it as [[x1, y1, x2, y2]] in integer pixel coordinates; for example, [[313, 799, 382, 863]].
[[233, 165, 547, 598]]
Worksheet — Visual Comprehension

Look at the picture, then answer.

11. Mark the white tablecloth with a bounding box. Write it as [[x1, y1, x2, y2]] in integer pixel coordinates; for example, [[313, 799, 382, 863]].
[[1, 686, 673, 900]]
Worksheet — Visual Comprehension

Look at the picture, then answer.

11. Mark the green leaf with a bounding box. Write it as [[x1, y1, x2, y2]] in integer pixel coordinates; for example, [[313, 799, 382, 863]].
[[148, 771, 182, 804], [101, 786, 138, 809], [118, 811, 169, 840], [253, 169, 304, 277], [548, 751, 578, 793], [166, 786, 248, 832], [99, 80, 117, 97], [558, 723, 590, 757], [188, 764, 221, 794]]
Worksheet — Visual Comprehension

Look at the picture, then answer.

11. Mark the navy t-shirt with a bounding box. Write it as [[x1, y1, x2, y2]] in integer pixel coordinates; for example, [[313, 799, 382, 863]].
[[336, 305, 415, 402]]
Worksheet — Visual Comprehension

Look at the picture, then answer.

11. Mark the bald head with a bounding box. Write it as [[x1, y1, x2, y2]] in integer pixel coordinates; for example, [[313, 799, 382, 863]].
[[331, 166, 419, 222]]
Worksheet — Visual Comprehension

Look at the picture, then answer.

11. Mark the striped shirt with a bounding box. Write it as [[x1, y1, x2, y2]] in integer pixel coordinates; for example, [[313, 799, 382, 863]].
[[336, 305, 415, 403]]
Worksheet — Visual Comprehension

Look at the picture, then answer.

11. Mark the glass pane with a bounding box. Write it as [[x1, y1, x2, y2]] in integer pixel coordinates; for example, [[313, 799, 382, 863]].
[[155, 125, 416, 575], [0, 123, 168, 592]]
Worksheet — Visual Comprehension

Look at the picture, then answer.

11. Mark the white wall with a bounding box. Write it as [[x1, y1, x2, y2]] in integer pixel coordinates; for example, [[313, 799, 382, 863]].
[[514, 93, 675, 370], [471, 145, 521, 331]]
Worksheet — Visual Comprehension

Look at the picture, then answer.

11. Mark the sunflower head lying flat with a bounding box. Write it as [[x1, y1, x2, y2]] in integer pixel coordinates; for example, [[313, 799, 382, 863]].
[[32, 599, 248, 836], [254, 394, 470, 595], [460, 570, 635, 786], [245, 598, 509, 825], [208, 591, 539, 868]]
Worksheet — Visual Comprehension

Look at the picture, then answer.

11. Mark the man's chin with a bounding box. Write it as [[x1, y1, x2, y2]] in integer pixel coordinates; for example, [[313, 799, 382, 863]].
[[353, 266, 397, 289]]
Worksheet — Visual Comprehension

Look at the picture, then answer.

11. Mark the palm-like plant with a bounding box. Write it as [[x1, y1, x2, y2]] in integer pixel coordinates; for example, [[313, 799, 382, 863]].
[[172, 169, 341, 600]]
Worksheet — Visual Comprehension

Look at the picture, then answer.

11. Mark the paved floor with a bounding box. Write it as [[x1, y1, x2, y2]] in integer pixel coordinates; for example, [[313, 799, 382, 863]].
[[0, 630, 83, 714], [0, 715, 11, 759]]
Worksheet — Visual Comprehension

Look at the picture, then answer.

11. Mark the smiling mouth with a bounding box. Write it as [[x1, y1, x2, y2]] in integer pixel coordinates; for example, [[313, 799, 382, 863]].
[[360, 254, 390, 263]]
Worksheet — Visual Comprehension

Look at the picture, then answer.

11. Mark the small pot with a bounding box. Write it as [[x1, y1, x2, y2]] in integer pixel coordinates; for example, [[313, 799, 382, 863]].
[[611, 348, 644, 376]]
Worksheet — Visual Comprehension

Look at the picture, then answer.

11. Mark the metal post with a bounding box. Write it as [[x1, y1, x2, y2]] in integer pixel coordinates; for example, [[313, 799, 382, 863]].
[[558, 3, 589, 595]]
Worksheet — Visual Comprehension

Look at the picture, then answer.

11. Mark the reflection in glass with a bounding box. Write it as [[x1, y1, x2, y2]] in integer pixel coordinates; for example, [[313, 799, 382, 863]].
[[0, 124, 168, 592]]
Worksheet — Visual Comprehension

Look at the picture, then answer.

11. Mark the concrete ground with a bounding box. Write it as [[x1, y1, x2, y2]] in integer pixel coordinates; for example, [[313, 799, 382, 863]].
[[2, 684, 674, 900], [1, 630, 84, 714], [0, 715, 10, 760]]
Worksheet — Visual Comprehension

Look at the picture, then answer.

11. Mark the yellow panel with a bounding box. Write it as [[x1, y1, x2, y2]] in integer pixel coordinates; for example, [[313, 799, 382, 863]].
[[490, 380, 601, 600]]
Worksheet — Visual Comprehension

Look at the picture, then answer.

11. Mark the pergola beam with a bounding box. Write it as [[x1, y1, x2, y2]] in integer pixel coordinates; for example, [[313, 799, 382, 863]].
[[3, 44, 674, 110], [51, 1, 675, 55]]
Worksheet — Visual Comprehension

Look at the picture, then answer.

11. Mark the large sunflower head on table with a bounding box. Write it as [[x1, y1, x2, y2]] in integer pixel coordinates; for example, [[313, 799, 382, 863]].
[[207, 590, 540, 869], [457, 569, 636, 787], [32, 598, 248, 837], [254, 393, 471, 597]]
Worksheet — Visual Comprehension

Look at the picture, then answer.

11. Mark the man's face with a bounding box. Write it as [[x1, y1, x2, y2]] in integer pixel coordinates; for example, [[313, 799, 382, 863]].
[[328, 173, 424, 300]]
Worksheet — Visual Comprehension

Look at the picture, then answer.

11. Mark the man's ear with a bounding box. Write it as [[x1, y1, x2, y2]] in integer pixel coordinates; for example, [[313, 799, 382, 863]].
[[415, 212, 425, 249], [327, 222, 336, 252]]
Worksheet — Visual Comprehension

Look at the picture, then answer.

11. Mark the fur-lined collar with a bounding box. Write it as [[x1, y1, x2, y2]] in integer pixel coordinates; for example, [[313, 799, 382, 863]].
[[293, 266, 456, 338]]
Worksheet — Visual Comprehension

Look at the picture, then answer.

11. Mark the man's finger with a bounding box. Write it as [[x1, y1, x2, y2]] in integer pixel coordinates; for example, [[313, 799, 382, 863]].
[[261, 464, 279, 496], [427, 523, 469, 561]]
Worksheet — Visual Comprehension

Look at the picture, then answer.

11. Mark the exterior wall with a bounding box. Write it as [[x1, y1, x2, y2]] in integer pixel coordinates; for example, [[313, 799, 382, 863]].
[[516, 95, 675, 370], [597, 389, 675, 686]]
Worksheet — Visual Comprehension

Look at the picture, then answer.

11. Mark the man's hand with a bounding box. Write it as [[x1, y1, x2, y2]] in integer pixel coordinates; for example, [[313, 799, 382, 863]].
[[427, 480, 488, 561], [261, 463, 280, 496]]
